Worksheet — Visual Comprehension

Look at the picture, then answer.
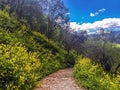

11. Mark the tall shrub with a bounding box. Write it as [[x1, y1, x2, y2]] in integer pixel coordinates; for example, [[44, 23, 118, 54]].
[[0, 43, 41, 90]]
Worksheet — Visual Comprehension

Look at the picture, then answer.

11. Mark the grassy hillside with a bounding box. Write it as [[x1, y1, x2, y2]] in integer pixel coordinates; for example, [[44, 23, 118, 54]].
[[0, 10, 74, 90]]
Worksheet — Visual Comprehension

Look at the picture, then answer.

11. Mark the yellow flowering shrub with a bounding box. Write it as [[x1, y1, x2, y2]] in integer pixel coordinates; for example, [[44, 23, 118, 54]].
[[0, 9, 72, 89], [0, 43, 41, 90], [73, 56, 120, 90]]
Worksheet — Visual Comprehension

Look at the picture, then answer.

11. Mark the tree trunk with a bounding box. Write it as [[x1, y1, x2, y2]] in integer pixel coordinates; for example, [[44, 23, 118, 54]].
[[114, 63, 120, 74]]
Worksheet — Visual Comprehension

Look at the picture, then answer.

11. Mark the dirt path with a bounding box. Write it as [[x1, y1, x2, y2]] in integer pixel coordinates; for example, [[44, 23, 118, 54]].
[[34, 68, 84, 90]]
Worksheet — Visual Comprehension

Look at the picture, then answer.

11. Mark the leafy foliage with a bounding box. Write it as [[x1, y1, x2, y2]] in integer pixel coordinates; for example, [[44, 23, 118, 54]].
[[73, 56, 120, 90], [0, 9, 73, 89], [0, 10, 19, 32], [0, 44, 41, 90], [82, 39, 120, 73]]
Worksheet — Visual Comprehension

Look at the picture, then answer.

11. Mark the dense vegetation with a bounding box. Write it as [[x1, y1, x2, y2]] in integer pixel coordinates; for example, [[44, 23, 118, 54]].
[[73, 56, 120, 90], [0, 0, 75, 89], [0, 44, 41, 89], [0, 0, 120, 90], [73, 33, 120, 90]]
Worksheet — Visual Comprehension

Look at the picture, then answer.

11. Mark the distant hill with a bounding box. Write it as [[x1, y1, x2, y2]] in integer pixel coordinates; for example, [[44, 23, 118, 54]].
[[70, 29, 120, 43], [87, 30, 120, 43]]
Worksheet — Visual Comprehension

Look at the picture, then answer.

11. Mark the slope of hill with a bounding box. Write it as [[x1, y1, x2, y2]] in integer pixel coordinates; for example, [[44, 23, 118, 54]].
[[0, 10, 74, 90]]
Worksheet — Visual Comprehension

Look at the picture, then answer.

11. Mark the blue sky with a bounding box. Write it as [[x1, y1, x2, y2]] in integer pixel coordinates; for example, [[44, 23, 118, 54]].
[[63, 0, 120, 23]]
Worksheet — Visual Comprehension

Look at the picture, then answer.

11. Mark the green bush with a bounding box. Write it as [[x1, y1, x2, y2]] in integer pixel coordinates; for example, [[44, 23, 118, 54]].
[[0, 30, 18, 44], [0, 10, 19, 32], [0, 43, 41, 90], [73, 56, 120, 90], [64, 51, 76, 67], [14, 30, 66, 78], [0, 9, 74, 89], [38, 48, 65, 78]]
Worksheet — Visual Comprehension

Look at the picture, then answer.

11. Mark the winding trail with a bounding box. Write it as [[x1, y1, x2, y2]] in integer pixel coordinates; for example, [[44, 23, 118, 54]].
[[34, 68, 84, 90]]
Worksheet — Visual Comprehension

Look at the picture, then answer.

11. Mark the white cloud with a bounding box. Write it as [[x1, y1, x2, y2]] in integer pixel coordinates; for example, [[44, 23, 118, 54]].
[[70, 22, 81, 31], [65, 13, 70, 15], [90, 12, 99, 17], [98, 8, 106, 12], [90, 8, 106, 17], [70, 18, 120, 31], [90, 13, 95, 17]]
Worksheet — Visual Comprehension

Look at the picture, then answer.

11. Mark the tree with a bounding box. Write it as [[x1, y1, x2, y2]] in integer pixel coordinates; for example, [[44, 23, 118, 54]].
[[41, 0, 70, 39], [114, 64, 120, 74], [61, 29, 87, 55], [81, 28, 120, 72], [0, 0, 70, 41]]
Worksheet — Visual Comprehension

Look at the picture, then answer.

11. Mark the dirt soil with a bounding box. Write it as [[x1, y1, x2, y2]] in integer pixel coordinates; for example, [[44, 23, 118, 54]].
[[34, 68, 84, 90]]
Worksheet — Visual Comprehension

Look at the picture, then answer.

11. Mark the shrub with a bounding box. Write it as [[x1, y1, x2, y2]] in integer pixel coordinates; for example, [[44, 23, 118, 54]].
[[0, 10, 19, 32], [0, 9, 72, 89], [0, 43, 41, 90], [38, 49, 65, 78], [0, 30, 18, 44], [73, 56, 120, 90]]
